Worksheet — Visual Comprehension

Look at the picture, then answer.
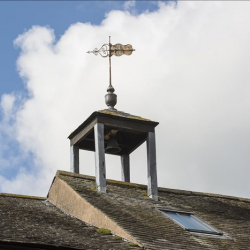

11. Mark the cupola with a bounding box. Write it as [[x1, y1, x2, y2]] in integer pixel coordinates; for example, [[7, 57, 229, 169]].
[[68, 37, 159, 200]]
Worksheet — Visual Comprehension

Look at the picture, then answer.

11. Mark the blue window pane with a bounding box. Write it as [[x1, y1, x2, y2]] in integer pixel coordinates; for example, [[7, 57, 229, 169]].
[[180, 214, 214, 232], [166, 212, 194, 229], [162, 210, 219, 234]]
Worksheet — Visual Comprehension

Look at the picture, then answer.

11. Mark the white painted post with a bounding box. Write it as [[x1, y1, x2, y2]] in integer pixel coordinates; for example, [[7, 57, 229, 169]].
[[70, 145, 79, 174], [121, 154, 130, 182], [94, 123, 106, 193], [146, 132, 158, 200]]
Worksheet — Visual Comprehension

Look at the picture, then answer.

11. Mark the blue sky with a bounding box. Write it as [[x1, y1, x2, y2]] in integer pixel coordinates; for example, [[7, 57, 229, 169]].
[[1, 1, 250, 199], [0, 1, 160, 94], [0, 1, 161, 179]]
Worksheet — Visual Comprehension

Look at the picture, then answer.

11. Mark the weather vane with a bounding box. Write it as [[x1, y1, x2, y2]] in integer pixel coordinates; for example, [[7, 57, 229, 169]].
[[87, 36, 135, 110]]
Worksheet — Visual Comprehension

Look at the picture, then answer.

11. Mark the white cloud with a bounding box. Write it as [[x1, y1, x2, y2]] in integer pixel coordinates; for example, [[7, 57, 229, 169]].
[[1, 94, 15, 119], [1, 1, 250, 198], [123, 1, 136, 11]]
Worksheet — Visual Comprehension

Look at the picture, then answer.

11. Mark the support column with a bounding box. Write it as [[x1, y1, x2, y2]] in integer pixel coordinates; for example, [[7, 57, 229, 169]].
[[70, 145, 79, 173], [94, 123, 106, 193], [121, 154, 130, 182], [146, 132, 158, 200]]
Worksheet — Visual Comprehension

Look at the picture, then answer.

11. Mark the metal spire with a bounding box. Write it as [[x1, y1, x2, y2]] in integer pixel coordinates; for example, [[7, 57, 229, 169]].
[[87, 36, 135, 110]]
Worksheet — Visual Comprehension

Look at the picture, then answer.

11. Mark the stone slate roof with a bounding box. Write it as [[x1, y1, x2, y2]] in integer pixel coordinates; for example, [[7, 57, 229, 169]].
[[0, 193, 141, 250], [53, 171, 250, 250]]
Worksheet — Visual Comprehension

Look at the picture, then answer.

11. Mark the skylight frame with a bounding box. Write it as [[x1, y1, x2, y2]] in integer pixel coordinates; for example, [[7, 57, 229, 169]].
[[158, 208, 223, 236]]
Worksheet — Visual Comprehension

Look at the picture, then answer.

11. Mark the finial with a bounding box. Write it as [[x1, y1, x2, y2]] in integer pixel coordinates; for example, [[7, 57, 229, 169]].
[[87, 36, 135, 110]]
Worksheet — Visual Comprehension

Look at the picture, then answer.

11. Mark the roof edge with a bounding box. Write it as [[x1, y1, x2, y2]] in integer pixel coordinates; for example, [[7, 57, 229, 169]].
[[0, 239, 85, 250], [56, 170, 250, 203], [57, 170, 147, 189], [0, 193, 45, 200], [158, 187, 250, 203], [68, 110, 159, 139]]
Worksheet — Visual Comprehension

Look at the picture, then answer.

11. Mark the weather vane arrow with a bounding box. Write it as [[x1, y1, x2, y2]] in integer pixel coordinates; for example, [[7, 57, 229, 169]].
[[87, 36, 135, 110]]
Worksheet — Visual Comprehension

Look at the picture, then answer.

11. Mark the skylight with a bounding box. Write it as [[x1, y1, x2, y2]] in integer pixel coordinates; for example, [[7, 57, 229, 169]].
[[159, 209, 222, 235]]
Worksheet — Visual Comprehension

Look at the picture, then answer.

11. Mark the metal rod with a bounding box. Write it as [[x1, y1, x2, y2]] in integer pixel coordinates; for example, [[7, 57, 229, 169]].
[[109, 36, 112, 87]]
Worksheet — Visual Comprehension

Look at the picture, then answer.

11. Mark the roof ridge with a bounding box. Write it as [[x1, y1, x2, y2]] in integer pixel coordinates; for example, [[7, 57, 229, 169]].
[[56, 170, 95, 180], [0, 192, 46, 200], [0, 239, 90, 250], [158, 187, 250, 203], [57, 170, 147, 189], [56, 170, 250, 203]]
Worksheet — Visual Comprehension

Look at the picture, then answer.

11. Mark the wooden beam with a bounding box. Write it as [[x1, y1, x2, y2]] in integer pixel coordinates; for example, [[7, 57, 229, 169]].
[[94, 123, 106, 193], [121, 154, 130, 182], [70, 145, 79, 174], [146, 132, 158, 201], [97, 116, 155, 133], [70, 119, 96, 146]]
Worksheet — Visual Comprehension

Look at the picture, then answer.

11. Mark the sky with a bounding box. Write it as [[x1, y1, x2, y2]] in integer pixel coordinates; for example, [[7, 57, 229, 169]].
[[0, 1, 250, 199]]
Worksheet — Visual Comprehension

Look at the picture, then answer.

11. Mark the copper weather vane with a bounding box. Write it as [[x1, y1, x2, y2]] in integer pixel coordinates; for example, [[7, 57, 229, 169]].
[[87, 36, 135, 110]]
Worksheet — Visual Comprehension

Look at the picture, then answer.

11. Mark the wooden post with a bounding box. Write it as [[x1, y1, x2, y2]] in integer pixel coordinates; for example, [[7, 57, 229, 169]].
[[94, 123, 106, 193], [146, 132, 158, 200], [121, 154, 130, 182], [70, 145, 79, 174]]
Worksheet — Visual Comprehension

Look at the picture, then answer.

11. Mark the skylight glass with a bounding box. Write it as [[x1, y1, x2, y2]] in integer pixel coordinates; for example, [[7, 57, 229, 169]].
[[159, 209, 222, 235]]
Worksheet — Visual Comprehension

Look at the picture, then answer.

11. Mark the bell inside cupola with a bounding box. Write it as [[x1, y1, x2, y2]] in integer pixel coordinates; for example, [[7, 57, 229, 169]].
[[105, 130, 121, 154]]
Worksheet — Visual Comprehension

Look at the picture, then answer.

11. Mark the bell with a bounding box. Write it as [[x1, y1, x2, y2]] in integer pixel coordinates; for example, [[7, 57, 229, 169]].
[[105, 136, 121, 154]]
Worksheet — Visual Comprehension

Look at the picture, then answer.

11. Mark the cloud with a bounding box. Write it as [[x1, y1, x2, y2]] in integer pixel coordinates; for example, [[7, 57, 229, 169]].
[[1, 1, 250, 198], [1, 94, 15, 120], [123, 1, 136, 11]]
